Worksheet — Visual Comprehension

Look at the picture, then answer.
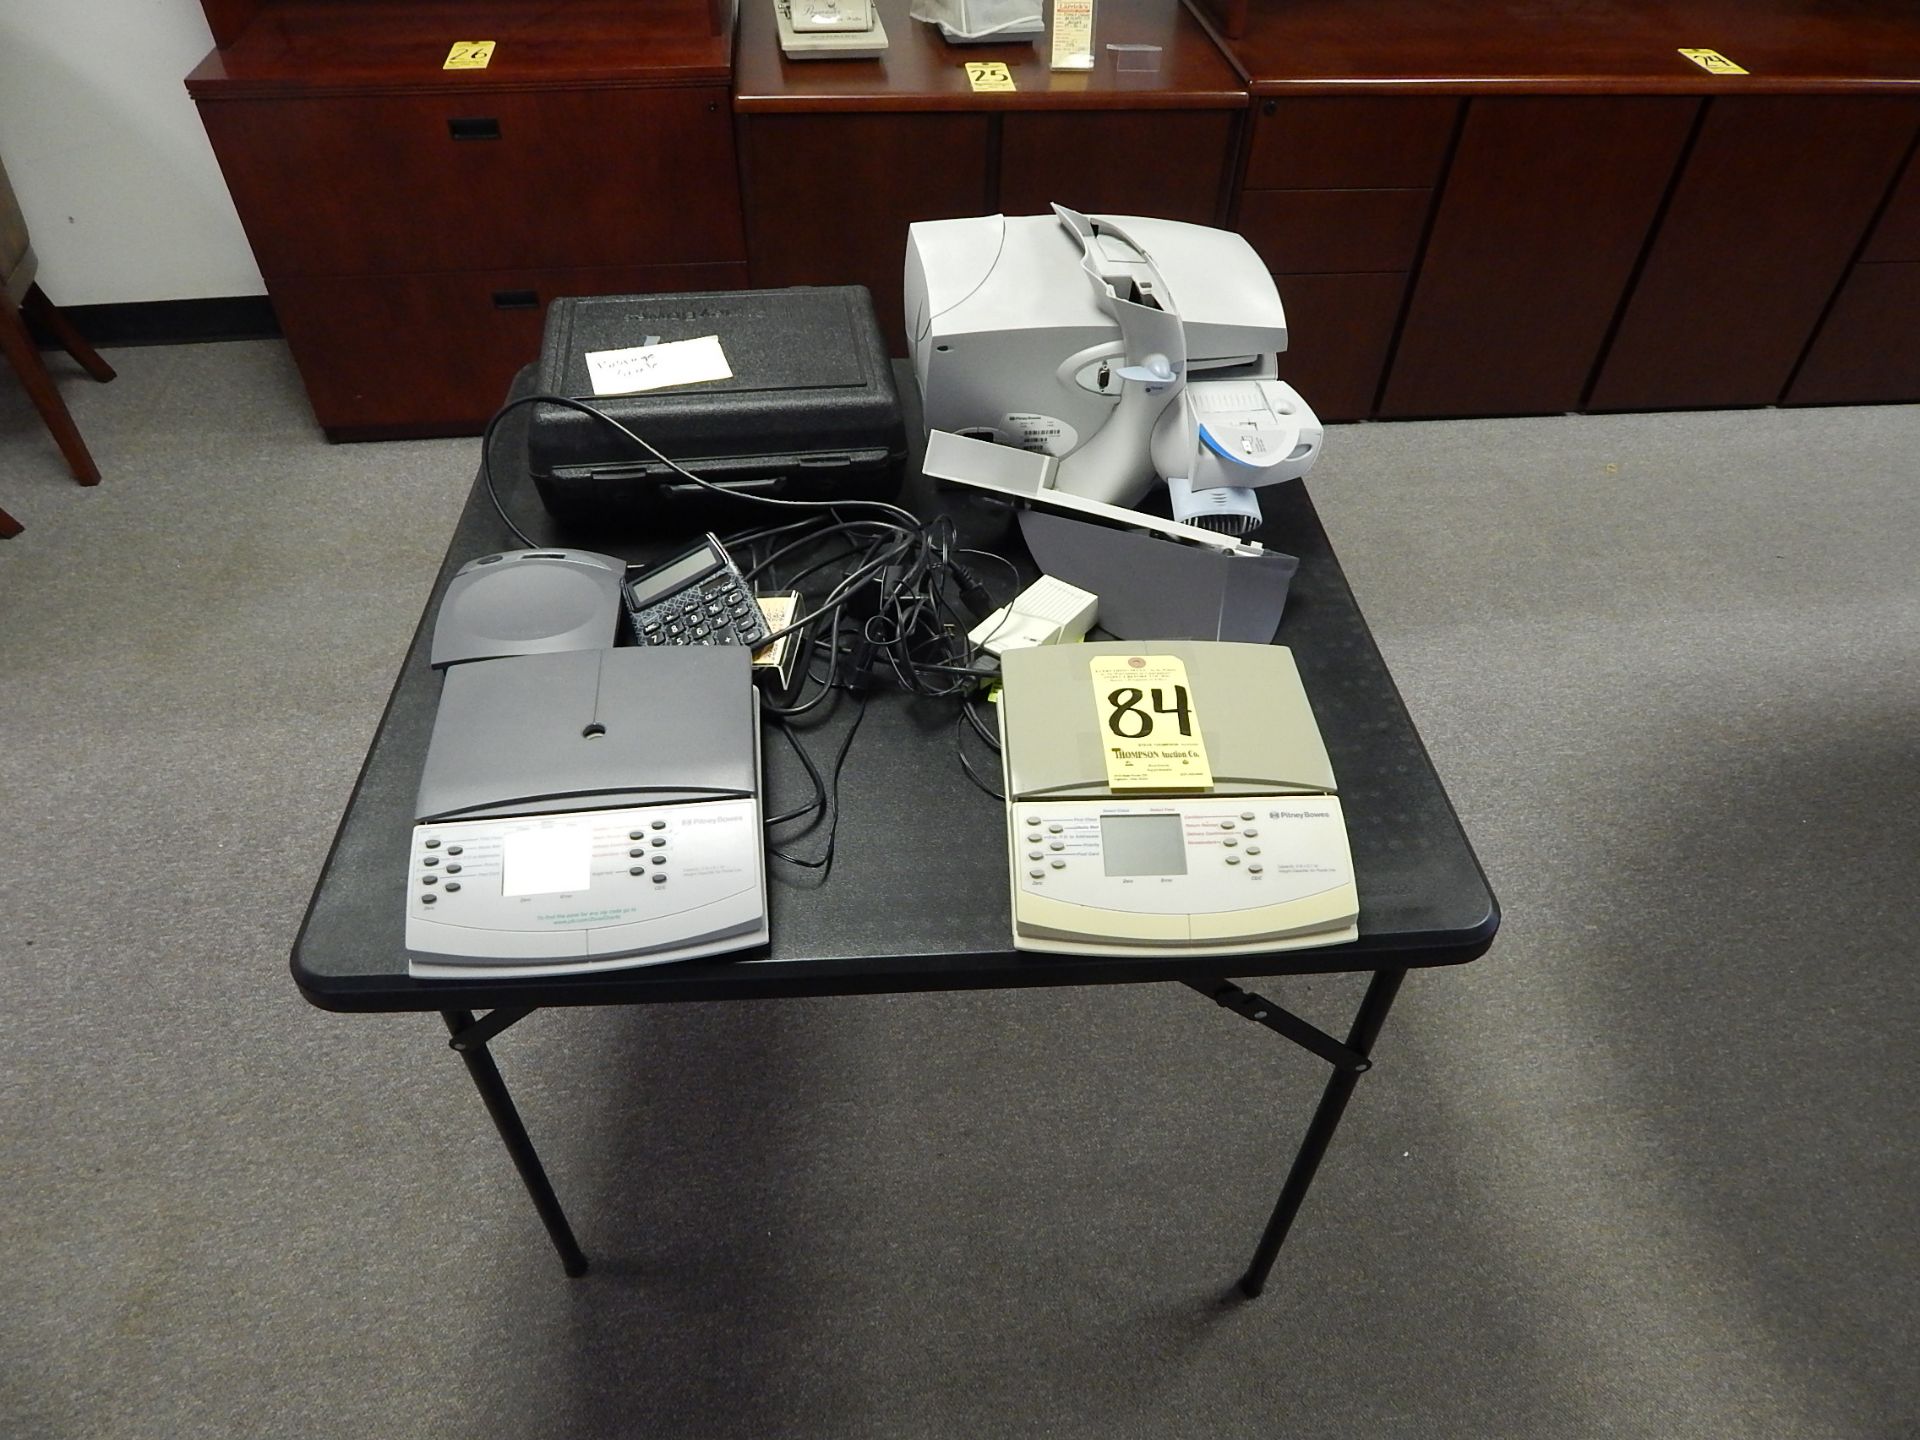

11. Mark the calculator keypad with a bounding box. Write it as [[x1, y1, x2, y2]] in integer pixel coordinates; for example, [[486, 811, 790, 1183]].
[[629, 573, 771, 649]]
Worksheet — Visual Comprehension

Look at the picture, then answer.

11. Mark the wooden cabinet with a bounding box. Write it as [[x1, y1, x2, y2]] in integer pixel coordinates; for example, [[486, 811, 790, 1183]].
[[187, 0, 1920, 429], [1382, 97, 1695, 418], [1263, 272, 1412, 425], [1213, 0, 1920, 419], [196, 88, 744, 278], [1786, 144, 1920, 406], [1234, 96, 1454, 421], [1590, 97, 1920, 411], [1859, 148, 1920, 264], [1241, 94, 1456, 193], [1238, 188, 1432, 278], [187, 0, 745, 438], [732, 0, 1245, 355]]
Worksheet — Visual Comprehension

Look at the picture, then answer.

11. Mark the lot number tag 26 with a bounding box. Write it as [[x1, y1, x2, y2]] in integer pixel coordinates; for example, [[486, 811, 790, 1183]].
[[1089, 655, 1214, 791]]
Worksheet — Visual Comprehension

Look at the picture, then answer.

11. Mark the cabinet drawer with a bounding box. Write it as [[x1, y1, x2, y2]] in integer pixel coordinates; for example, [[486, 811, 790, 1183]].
[[1001, 111, 1234, 224], [1244, 97, 1457, 190], [1785, 262, 1920, 405], [270, 262, 750, 437], [199, 86, 744, 279], [1238, 189, 1430, 275], [1272, 271, 1410, 422]]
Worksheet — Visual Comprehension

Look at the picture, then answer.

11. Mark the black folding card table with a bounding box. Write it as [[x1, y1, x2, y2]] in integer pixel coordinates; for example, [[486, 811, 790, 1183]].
[[292, 388, 1499, 1295]]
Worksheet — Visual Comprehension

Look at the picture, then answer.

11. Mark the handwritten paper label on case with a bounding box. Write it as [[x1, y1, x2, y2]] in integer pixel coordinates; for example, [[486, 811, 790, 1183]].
[[585, 335, 733, 396]]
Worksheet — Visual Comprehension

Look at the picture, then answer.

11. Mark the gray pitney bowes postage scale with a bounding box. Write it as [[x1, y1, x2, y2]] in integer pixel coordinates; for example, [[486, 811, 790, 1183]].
[[404, 646, 768, 979], [997, 641, 1358, 956]]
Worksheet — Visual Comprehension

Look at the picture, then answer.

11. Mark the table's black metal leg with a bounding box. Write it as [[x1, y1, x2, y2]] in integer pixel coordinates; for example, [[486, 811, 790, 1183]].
[[441, 1009, 589, 1278], [1238, 967, 1406, 1298]]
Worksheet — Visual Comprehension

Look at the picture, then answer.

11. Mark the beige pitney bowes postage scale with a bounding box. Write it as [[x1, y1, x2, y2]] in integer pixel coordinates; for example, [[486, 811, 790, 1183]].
[[997, 641, 1358, 956]]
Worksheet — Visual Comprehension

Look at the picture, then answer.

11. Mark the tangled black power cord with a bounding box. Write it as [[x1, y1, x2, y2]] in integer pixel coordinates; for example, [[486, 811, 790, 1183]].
[[482, 392, 1026, 877]]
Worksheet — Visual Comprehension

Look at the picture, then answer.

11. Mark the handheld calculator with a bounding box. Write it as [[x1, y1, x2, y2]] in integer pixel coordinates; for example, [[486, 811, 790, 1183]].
[[623, 534, 772, 649]]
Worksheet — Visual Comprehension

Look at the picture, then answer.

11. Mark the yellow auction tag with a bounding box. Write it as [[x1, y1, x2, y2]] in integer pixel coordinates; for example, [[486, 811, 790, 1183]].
[[964, 61, 1016, 92], [444, 40, 496, 70], [1678, 48, 1747, 75], [1090, 655, 1213, 791]]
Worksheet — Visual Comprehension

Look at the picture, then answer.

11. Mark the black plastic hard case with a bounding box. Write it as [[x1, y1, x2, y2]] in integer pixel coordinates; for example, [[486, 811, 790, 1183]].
[[528, 287, 907, 534]]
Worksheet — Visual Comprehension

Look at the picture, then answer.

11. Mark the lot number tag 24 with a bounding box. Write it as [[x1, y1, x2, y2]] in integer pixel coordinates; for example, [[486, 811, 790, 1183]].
[[1089, 655, 1214, 791]]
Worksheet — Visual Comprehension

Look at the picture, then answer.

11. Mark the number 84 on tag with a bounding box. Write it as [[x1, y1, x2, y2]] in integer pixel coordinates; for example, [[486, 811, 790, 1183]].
[[1089, 655, 1215, 790]]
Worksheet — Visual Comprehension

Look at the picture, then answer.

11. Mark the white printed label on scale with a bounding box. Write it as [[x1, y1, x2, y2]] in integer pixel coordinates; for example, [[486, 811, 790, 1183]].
[[1004, 412, 1079, 455], [1089, 654, 1214, 790], [585, 335, 733, 396]]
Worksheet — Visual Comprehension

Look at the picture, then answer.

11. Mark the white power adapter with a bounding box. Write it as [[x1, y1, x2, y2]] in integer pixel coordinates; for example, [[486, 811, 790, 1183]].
[[968, 576, 1098, 657]]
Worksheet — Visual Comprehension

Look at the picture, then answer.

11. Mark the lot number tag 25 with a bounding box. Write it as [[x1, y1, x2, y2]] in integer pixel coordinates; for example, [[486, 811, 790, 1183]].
[[1089, 655, 1214, 791]]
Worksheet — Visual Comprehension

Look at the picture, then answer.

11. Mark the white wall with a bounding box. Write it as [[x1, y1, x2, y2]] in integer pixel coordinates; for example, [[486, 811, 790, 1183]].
[[0, 0, 264, 305]]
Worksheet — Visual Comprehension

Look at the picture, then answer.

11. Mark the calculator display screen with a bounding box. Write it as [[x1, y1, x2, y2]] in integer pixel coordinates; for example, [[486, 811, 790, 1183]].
[[631, 545, 720, 603]]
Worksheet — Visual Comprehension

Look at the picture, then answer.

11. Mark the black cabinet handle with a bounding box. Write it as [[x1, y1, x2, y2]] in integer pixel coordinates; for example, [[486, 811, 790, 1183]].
[[492, 289, 539, 310], [449, 116, 501, 141]]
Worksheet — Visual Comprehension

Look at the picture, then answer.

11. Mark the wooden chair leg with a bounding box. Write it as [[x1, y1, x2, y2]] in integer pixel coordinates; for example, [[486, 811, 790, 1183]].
[[22, 283, 115, 382], [0, 296, 101, 485], [0, 503, 22, 538]]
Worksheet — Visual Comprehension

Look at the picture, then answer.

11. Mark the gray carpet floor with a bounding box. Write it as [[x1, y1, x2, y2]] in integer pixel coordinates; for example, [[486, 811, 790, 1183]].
[[2, 340, 1916, 1439]]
